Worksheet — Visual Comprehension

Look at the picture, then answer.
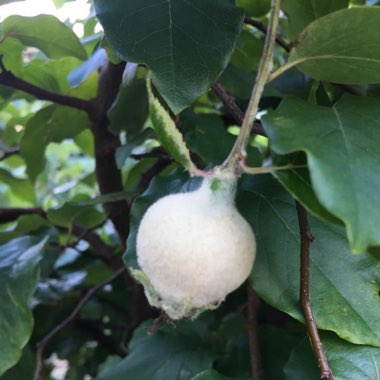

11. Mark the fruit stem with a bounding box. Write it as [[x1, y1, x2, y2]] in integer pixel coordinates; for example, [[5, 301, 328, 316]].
[[223, 0, 281, 173]]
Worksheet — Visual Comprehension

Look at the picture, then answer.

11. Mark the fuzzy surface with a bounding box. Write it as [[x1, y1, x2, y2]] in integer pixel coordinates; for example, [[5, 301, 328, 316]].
[[136, 177, 256, 317]]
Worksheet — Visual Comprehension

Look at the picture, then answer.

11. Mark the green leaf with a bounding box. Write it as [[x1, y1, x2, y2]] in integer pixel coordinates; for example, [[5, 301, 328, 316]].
[[2, 346, 34, 380], [230, 30, 263, 72], [262, 95, 380, 253], [183, 112, 238, 166], [108, 79, 149, 137], [236, 0, 271, 18], [270, 153, 340, 224], [238, 174, 380, 346], [182, 111, 261, 167], [0, 236, 46, 376], [0, 37, 24, 74], [72, 191, 134, 207], [68, 49, 107, 87], [191, 369, 249, 380], [124, 169, 191, 268], [0, 215, 49, 243], [259, 325, 301, 380], [323, 333, 380, 380], [219, 64, 255, 100], [47, 200, 104, 228], [284, 333, 380, 380], [97, 321, 216, 380], [94, 0, 244, 113], [283, 337, 319, 379], [20, 106, 90, 182], [1, 15, 87, 60], [282, 0, 348, 39], [285, 7, 380, 84], [147, 79, 195, 171], [0, 168, 35, 204], [115, 129, 154, 169]]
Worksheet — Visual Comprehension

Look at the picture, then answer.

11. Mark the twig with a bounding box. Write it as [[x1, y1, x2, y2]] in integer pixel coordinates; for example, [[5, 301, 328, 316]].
[[0, 57, 94, 113], [0, 207, 46, 224], [295, 201, 333, 380], [241, 163, 306, 175], [211, 82, 266, 136], [0, 140, 20, 160], [70, 223, 126, 273], [244, 17, 290, 53], [67, 217, 108, 248], [224, 0, 281, 171], [138, 157, 172, 190], [247, 284, 263, 380], [33, 267, 127, 380]]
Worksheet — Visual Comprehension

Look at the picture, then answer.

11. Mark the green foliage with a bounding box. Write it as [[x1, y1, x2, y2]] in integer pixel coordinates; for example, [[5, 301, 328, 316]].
[[98, 320, 217, 380], [0, 15, 87, 60], [286, 7, 380, 84], [0, 237, 46, 376], [239, 175, 380, 346], [284, 333, 380, 380], [93, 0, 244, 113], [236, 0, 271, 18], [108, 79, 149, 137], [0, 1, 380, 379], [282, 0, 349, 38], [263, 95, 380, 252]]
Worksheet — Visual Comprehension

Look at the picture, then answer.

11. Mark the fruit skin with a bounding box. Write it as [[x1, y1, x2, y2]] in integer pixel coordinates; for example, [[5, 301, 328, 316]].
[[134, 172, 256, 319]]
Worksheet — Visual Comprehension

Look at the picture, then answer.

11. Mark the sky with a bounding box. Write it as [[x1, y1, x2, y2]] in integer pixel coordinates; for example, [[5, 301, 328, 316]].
[[0, 0, 91, 25]]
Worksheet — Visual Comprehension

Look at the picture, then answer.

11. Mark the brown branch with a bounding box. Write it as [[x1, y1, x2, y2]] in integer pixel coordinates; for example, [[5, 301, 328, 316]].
[[211, 82, 266, 136], [243, 19, 361, 96], [247, 284, 263, 380], [0, 57, 94, 113], [87, 60, 152, 328], [33, 267, 127, 380], [138, 157, 172, 190], [70, 223, 126, 273], [295, 201, 334, 380], [244, 17, 290, 53], [89, 61, 130, 246], [0, 141, 20, 160], [0, 207, 46, 224]]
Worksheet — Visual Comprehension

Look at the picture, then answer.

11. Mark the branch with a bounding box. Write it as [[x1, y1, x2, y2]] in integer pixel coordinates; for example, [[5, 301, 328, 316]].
[[295, 201, 334, 380], [211, 82, 266, 136], [247, 284, 263, 380], [244, 17, 290, 53], [224, 0, 281, 171], [33, 267, 127, 380], [0, 140, 20, 161], [0, 207, 46, 224], [0, 58, 94, 113], [137, 157, 172, 190], [70, 223, 126, 273], [89, 61, 130, 246]]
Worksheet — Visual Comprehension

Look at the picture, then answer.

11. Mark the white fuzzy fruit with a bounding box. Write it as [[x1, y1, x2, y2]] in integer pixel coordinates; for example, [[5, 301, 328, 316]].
[[135, 172, 256, 319]]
